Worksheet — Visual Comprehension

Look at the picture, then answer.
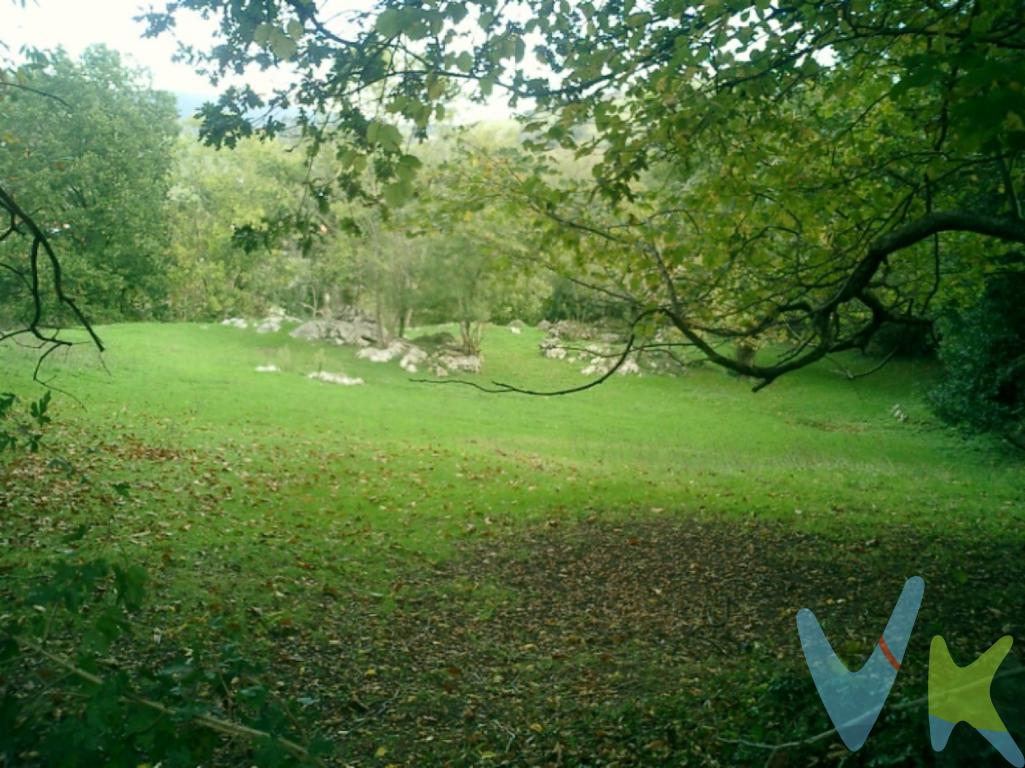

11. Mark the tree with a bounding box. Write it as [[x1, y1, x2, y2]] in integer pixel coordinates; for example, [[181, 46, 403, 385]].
[[166, 131, 320, 318], [401, 140, 549, 349], [140, 1, 1025, 388], [1, 44, 102, 367], [0, 46, 179, 322]]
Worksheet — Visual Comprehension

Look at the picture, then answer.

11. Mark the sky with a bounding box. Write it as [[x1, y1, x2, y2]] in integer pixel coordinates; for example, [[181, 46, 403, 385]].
[[1, 0, 225, 107], [0, 0, 512, 122]]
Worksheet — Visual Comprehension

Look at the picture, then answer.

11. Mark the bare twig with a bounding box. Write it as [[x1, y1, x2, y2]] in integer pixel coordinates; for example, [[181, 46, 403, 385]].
[[412, 331, 638, 396], [0, 184, 103, 385]]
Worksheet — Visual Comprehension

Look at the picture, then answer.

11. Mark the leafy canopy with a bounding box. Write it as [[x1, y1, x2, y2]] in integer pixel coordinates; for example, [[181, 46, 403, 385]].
[[141, 1, 1025, 388]]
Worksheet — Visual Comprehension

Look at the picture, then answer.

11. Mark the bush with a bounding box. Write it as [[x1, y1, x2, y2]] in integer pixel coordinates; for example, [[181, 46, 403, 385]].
[[541, 276, 626, 324], [0, 557, 327, 767], [0, 391, 51, 455], [929, 264, 1025, 449]]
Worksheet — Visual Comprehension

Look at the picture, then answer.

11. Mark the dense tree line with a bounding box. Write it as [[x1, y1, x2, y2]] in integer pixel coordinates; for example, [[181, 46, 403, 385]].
[[1, 53, 552, 340]]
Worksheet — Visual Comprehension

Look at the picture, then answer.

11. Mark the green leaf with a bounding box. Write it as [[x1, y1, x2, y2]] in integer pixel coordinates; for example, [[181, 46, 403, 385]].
[[367, 120, 403, 151], [447, 2, 468, 24], [383, 178, 413, 207], [375, 8, 409, 38], [395, 153, 422, 182], [455, 51, 474, 73], [427, 75, 445, 101], [268, 28, 298, 60], [252, 23, 274, 45], [113, 564, 147, 611]]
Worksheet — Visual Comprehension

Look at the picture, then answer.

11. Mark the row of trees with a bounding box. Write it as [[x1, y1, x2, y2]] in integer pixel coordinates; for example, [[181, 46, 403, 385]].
[[131, 0, 1023, 444], [0, 47, 565, 349]]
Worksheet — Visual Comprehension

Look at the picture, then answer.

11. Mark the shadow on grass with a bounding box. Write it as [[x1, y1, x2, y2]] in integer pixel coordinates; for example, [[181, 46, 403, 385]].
[[279, 518, 1025, 766]]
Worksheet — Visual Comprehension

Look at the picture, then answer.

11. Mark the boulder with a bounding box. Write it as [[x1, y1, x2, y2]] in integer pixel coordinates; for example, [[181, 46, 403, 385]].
[[307, 371, 364, 386], [255, 316, 283, 334], [400, 346, 429, 373], [255, 306, 296, 334], [581, 355, 641, 376], [291, 315, 377, 346], [438, 352, 483, 374], [357, 340, 409, 363], [539, 337, 567, 359]]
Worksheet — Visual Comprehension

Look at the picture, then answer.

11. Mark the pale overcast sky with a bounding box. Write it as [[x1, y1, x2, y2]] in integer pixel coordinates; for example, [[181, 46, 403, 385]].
[[1, 0, 223, 99]]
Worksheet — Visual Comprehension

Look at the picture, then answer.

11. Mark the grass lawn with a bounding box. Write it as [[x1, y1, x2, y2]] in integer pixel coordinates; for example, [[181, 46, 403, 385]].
[[2, 322, 1024, 766]]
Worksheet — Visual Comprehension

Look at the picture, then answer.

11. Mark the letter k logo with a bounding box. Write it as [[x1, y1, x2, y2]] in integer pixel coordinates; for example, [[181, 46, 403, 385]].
[[797, 576, 925, 750]]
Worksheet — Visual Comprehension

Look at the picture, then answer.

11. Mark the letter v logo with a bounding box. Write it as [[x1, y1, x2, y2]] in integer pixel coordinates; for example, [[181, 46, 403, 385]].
[[797, 576, 925, 750]]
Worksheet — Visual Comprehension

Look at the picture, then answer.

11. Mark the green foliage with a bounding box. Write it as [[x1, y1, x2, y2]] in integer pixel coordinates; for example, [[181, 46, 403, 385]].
[[929, 264, 1025, 449], [542, 276, 626, 324], [139, 0, 1025, 385], [868, 322, 937, 360], [0, 390, 50, 454], [165, 133, 316, 319], [0, 46, 179, 322], [0, 555, 326, 767]]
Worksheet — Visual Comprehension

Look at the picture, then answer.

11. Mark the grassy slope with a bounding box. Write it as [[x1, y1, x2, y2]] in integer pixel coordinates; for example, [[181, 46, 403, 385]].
[[5, 321, 1023, 527], [3, 320, 1024, 624], [2, 323, 1024, 765]]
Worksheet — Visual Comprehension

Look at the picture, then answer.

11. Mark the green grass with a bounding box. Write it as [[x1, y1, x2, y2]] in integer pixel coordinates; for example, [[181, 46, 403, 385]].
[[2, 320, 1023, 638], [2, 322, 1024, 766], [5, 321, 1022, 535]]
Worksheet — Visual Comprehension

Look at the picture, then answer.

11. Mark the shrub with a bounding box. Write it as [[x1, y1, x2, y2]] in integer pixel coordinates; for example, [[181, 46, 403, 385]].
[[929, 264, 1025, 450], [0, 391, 51, 455]]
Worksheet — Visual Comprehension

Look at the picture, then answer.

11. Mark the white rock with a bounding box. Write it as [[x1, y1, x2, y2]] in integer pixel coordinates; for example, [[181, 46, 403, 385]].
[[307, 371, 364, 386], [618, 359, 641, 375], [582, 356, 640, 376], [255, 316, 283, 334], [255, 364, 280, 373], [357, 340, 407, 363], [221, 317, 248, 329], [509, 326, 522, 335], [290, 312, 377, 346], [438, 353, 483, 373], [400, 347, 428, 369]]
